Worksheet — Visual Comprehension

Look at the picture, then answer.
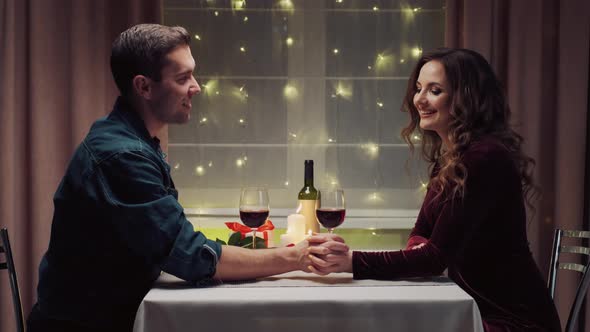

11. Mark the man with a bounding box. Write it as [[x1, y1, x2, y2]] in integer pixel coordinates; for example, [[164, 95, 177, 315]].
[[27, 24, 347, 332]]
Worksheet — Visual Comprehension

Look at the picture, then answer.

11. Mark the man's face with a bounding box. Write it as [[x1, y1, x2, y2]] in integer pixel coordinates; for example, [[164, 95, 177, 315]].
[[149, 45, 200, 124]]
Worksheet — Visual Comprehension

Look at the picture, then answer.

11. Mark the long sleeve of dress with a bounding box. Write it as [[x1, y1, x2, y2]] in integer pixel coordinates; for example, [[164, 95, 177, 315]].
[[353, 140, 512, 279], [351, 138, 562, 331]]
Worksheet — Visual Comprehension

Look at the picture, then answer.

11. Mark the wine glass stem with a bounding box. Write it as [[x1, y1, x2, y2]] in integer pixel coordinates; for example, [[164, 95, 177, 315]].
[[252, 229, 257, 249], [328, 228, 334, 234]]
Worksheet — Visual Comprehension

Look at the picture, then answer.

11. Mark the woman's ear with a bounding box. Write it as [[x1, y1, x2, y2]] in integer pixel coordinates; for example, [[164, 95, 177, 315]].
[[132, 75, 153, 100]]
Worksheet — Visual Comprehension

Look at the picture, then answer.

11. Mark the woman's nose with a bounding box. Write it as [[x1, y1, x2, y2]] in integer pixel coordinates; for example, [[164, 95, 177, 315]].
[[414, 92, 427, 108]]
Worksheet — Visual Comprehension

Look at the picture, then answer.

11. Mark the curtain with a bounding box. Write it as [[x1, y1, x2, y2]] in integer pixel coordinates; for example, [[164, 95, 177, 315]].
[[446, 0, 590, 330], [0, 0, 161, 331]]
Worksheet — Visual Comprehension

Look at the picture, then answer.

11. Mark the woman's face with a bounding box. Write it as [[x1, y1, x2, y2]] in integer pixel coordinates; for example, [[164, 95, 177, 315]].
[[413, 60, 453, 144]]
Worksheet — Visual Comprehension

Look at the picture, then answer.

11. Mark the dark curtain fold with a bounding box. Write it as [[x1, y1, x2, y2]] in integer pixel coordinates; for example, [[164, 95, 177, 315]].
[[446, 0, 590, 330], [0, 1, 161, 331]]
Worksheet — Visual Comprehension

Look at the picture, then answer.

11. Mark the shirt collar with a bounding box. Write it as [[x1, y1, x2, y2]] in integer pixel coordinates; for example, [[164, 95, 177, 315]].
[[111, 96, 162, 151]]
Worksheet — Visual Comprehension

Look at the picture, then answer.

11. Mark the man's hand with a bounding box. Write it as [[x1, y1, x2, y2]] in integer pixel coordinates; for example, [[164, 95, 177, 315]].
[[304, 233, 352, 275]]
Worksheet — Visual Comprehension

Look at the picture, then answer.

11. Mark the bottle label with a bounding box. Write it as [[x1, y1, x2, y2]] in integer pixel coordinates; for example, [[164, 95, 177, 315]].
[[297, 200, 319, 234]]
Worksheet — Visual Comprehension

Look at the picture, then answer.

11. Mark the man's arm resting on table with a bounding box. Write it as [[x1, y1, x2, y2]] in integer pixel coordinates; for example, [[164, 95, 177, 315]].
[[213, 245, 305, 280]]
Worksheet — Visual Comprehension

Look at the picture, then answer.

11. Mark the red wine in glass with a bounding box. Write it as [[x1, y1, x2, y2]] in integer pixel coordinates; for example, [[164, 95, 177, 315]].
[[316, 188, 345, 233], [316, 208, 345, 229], [239, 187, 270, 249], [239, 210, 269, 228]]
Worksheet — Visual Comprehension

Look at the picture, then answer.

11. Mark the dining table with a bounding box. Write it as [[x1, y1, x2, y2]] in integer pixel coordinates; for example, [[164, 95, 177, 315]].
[[133, 270, 484, 332]]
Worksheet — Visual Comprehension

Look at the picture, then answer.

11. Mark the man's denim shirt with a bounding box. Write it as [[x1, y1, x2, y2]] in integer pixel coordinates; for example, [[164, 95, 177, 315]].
[[36, 97, 221, 330]]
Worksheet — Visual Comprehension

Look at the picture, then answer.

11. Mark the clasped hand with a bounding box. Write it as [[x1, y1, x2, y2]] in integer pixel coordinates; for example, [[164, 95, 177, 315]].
[[303, 234, 353, 275]]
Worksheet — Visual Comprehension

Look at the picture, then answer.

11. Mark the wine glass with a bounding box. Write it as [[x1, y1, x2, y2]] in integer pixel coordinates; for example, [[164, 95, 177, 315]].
[[239, 187, 270, 249], [315, 188, 346, 233]]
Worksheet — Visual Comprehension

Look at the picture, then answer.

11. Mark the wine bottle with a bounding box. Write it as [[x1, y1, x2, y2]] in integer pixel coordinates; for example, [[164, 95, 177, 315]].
[[298, 160, 319, 233]]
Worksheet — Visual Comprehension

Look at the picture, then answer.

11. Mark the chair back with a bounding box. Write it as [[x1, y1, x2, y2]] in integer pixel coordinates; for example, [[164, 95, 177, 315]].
[[548, 229, 590, 332], [0, 228, 25, 332]]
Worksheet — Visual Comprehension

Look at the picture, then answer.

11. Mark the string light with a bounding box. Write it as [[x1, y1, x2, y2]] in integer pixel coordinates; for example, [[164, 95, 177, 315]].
[[161, 1, 444, 211], [401, 5, 418, 23], [410, 134, 422, 144], [369, 144, 379, 154], [202, 79, 219, 97], [411, 47, 423, 58], [232, 85, 248, 101], [361, 143, 379, 159], [418, 181, 428, 195], [374, 52, 393, 72], [195, 165, 205, 176], [277, 0, 294, 11], [283, 83, 298, 100], [232, 0, 246, 10], [367, 192, 383, 202], [333, 81, 352, 99]]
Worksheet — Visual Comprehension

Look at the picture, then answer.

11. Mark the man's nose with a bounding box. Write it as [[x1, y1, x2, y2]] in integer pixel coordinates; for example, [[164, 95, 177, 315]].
[[189, 76, 201, 96]]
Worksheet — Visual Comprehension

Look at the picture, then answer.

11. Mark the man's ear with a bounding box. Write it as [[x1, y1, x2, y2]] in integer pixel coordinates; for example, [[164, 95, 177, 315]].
[[132, 75, 153, 100]]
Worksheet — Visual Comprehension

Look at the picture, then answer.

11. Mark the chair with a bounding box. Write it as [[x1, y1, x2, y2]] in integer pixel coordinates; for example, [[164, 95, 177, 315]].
[[548, 229, 590, 332], [0, 228, 24, 332]]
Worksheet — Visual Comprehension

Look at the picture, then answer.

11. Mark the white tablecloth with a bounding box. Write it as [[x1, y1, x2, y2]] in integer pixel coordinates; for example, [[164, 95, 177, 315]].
[[133, 271, 484, 332]]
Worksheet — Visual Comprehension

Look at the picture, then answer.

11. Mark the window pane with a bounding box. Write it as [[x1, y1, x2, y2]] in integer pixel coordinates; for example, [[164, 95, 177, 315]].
[[164, 0, 445, 213]]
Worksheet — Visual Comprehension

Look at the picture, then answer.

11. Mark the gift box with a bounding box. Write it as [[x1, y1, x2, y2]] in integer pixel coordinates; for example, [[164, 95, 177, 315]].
[[237, 229, 274, 248], [225, 220, 275, 248]]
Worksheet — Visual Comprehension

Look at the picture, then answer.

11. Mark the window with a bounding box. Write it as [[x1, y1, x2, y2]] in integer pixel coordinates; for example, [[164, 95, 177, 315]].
[[164, 0, 446, 226]]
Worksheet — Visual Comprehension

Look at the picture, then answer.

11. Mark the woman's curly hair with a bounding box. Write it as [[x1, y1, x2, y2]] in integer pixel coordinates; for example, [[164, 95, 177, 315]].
[[401, 48, 538, 209]]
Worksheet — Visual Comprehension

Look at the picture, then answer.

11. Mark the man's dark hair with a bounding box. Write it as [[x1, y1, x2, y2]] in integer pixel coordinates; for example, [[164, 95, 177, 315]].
[[110, 24, 191, 96]]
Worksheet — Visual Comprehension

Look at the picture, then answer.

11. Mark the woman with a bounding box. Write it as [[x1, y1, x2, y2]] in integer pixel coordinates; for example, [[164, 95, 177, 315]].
[[309, 48, 561, 332]]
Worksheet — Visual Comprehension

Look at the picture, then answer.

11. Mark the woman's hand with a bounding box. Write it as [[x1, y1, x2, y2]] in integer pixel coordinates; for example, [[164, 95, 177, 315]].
[[294, 234, 349, 273], [306, 234, 353, 275]]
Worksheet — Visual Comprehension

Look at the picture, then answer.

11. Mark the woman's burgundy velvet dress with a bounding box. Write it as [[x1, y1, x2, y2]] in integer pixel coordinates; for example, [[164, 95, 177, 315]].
[[352, 138, 561, 331]]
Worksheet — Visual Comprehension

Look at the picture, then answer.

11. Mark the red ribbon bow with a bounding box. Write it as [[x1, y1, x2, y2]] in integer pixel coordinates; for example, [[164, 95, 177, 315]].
[[225, 220, 275, 235]]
